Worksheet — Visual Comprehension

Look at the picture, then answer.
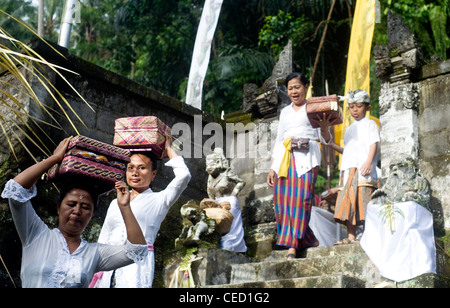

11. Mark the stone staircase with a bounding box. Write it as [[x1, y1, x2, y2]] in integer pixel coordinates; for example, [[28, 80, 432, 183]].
[[197, 242, 450, 288]]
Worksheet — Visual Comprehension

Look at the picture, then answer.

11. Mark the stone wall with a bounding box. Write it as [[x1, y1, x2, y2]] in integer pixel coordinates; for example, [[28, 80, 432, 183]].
[[228, 117, 279, 257], [417, 64, 450, 232], [374, 12, 450, 234]]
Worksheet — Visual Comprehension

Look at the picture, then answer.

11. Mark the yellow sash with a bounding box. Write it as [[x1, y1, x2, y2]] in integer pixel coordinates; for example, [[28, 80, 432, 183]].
[[278, 137, 292, 178]]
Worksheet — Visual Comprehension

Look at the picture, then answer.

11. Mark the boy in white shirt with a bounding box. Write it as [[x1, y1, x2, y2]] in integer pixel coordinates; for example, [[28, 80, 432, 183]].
[[327, 90, 380, 244]]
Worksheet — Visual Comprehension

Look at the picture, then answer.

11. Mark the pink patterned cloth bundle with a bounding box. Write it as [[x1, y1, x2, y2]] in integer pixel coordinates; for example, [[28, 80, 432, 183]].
[[47, 135, 131, 194], [113, 116, 171, 159]]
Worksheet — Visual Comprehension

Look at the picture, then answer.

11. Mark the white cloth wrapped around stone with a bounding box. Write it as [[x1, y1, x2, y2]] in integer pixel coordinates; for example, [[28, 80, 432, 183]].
[[360, 201, 436, 282], [309, 206, 347, 246], [216, 196, 247, 253]]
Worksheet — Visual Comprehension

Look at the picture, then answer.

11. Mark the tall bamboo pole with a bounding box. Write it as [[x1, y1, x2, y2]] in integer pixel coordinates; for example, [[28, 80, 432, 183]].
[[310, 0, 337, 87]]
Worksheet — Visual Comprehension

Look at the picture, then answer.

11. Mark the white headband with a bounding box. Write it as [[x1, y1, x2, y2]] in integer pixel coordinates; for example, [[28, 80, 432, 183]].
[[339, 90, 370, 103]]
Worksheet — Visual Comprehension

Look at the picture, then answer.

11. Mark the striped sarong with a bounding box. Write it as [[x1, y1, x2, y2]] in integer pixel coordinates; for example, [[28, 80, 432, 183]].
[[334, 167, 375, 226], [273, 154, 319, 249]]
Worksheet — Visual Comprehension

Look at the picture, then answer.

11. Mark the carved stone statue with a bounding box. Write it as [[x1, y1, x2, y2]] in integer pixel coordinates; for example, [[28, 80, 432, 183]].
[[371, 156, 431, 211], [206, 148, 245, 199], [205, 148, 247, 252], [242, 40, 292, 118], [175, 200, 219, 248]]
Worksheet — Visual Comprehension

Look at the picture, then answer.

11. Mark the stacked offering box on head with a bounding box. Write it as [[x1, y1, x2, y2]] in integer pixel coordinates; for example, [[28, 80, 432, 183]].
[[113, 116, 171, 159], [47, 135, 131, 195], [306, 94, 343, 128]]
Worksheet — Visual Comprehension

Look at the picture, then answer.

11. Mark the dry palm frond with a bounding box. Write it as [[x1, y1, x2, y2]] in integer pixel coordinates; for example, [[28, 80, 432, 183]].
[[0, 254, 16, 288], [0, 9, 94, 161]]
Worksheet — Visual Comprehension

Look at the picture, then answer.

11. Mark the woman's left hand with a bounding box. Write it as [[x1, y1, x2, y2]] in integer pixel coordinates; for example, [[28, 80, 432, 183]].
[[317, 112, 332, 131], [115, 181, 130, 208], [317, 113, 332, 143]]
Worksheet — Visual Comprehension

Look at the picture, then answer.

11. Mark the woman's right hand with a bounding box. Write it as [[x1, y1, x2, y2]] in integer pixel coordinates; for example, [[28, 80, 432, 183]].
[[13, 136, 72, 189], [164, 134, 177, 159], [52, 136, 73, 162], [267, 169, 276, 187]]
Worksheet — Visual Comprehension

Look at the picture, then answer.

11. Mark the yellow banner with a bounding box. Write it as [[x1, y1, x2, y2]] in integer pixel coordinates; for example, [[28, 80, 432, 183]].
[[335, 0, 376, 150]]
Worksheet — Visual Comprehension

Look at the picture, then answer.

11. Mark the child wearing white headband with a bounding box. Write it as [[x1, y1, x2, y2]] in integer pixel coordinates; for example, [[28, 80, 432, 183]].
[[327, 90, 380, 244]]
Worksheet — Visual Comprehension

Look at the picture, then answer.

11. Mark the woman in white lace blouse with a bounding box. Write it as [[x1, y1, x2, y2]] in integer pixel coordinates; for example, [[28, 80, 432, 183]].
[[1, 137, 148, 288]]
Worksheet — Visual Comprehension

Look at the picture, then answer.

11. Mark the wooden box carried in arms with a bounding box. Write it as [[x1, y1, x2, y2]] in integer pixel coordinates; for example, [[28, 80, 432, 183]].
[[306, 94, 343, 128]]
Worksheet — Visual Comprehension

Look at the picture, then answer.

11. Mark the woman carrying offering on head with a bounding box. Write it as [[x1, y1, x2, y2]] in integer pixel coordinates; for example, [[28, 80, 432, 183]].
[[1, 137, 147, 288], [92, 136, 191, 288]]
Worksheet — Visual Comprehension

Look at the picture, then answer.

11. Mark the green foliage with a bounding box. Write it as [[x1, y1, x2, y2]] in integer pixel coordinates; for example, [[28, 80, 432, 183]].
[[203, 46, 275, 116], [380, 0, 450, 59], [377, 203, 405, 233], [315, 165, 340, 195], [6, 0, 448, 118], [259, 11, 314, 59], [441, 232, 450, 256], [0, 0, 36, 41]]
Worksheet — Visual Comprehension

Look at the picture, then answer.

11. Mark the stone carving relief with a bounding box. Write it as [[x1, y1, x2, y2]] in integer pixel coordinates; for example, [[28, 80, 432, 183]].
[[175, 200, 219, 248], [242, 40, 292, 118], [374, 11, 424, 84], [206, 148, 245, 199], [378, 83, 419, 115], [371, 156, 431, 211]]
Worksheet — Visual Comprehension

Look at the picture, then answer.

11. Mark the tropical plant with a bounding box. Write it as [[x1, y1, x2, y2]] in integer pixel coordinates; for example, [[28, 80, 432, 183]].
[[0, 9, 91, 161], [380, 0, 450, 60], [203, 46, 275, 116], [259, 10, 314, 60], [0, 0, 36, 41]]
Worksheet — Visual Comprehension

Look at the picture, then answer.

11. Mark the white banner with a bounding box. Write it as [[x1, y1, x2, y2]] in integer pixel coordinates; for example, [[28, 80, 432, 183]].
[[185, 0, 223, 110]]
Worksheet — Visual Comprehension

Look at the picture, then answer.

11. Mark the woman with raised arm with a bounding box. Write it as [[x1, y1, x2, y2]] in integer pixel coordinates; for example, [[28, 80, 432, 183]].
[[1, 137, 147, 288], [92, 135, 191, 288]]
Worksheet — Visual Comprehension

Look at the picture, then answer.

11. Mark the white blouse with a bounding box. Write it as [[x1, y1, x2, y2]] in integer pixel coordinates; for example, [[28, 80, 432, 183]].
[[271, 103, 329, 177], [1, 179, 147, 288], [95, 156, 191, 288]]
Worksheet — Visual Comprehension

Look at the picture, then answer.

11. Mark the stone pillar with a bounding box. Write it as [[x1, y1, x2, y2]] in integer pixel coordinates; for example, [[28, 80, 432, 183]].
[[228, 117, 278, 258], [374, 11, 423, 177], [374, 12, 450, 233]]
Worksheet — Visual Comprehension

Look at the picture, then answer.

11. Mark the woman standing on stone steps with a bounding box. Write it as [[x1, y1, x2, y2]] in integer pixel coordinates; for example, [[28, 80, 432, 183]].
[[267, 72, 332, 260]]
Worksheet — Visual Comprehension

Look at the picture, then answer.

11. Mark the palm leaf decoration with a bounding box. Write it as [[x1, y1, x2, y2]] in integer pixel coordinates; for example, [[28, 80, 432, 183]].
[[377, 203, 405, 233], [0, 9, 92, 162]]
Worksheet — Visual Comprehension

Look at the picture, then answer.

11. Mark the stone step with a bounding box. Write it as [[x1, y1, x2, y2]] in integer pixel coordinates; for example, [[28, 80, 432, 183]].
[[229, 250, 381, 287], [202, 274, 366, 288], [192, 243, 448, 288], [267, 242, 364, 260]]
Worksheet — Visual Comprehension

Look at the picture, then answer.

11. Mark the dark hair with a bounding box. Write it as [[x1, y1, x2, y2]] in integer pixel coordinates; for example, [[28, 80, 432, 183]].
[[57, 183, 99, 210], [130, 151, 158, 171], [284, 72, 309, 88]]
